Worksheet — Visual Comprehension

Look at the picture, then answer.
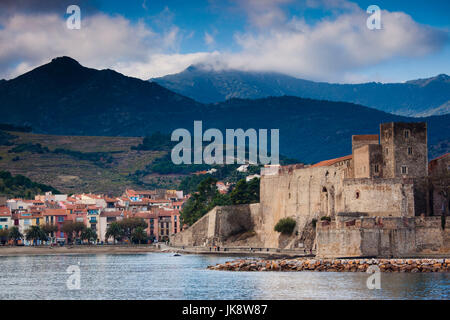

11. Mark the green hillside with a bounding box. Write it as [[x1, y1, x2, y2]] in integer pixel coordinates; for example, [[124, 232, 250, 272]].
[[0, 171, 59, 199], [0, 130, 168, 195]]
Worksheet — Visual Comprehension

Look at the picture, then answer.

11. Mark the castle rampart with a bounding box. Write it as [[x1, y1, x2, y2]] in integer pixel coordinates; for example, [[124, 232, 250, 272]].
[[171, 122, 449, 257]]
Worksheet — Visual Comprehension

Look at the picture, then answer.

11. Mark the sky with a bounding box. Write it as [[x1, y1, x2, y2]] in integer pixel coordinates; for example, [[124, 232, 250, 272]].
[[0, 0, 449, 83]]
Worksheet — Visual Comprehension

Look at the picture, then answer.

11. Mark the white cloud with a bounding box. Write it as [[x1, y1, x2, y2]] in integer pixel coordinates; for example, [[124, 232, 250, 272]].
[[115, 52, 221, 79], [204, 32, 215, 46], [0, 1, 447, 82], [0, 12, 182, 79], [232, 0, 294, 29], [205, 3, 448, 82]]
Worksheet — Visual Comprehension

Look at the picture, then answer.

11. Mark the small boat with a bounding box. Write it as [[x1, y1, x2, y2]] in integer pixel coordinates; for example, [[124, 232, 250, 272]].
[[173, 253, 181, 257]]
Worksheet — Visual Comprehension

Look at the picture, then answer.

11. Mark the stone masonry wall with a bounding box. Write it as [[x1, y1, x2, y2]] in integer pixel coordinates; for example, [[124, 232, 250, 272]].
[[316, 216, 450, 258], [170, 208, 212, 246], [171, 204, 263, 247], [342, 178, 415, 217]]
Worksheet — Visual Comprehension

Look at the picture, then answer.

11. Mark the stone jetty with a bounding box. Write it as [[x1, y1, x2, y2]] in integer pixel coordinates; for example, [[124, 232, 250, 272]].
[[207, 258, 450, 273]]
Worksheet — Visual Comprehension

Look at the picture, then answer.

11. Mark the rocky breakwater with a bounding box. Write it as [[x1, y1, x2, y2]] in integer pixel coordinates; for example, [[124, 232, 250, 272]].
[[207, 258, 450, 272]]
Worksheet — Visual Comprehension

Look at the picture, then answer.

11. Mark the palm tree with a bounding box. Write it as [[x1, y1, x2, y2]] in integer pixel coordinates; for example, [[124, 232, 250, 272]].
[[81, 228, 97, 244], [105, 222, 123, 244], [41, 224, 58, 244], [131, 226, 147, 244], [25, 226, 47, 246], [8, 226, 23, 245]]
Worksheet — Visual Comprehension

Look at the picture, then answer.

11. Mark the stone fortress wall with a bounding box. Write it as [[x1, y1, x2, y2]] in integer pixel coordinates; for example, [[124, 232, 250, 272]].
[[316, 214, 450, 257], [171, 204, 264, 247], [172, 122, 449, 258]]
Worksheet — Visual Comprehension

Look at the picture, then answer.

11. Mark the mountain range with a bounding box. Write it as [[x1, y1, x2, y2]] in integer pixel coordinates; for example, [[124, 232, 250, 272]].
[[153, 65, 450, 117], [0, 57, 449, 163]]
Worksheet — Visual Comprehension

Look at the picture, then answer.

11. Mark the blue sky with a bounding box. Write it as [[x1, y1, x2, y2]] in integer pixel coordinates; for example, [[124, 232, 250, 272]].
[[0, 0, 449, 82]]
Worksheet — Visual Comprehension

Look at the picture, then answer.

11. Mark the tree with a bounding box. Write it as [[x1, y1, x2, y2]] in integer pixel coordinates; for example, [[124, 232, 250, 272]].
[[73, 222, 86, 241], [230, 178, 260, 205], [62, 221, 86, 244], [25, 226, 47, 245], [81, 228, 97, 244], [0, 229, 9, 245], [181, 176, 231, 226], [105, 222, 123, 244], [274, 217, 296, 235], [118, 218, 147, 242], [62, 221, 75, 243], [8, 226, 23, 245], [41, 224, 58, 244], [131, 226, 147, 244]]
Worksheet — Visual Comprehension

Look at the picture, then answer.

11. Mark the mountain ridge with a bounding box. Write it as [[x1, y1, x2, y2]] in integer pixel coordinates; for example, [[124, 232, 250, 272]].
[[0, 57, 449, 163], [153, 65, 450, 117]]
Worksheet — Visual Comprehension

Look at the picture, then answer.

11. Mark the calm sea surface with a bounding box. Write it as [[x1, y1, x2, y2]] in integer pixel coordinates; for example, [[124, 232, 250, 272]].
[[0, 253, 448, 300]]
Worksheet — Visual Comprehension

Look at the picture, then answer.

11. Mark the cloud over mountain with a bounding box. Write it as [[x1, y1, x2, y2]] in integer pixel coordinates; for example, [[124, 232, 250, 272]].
[[0, 0, 447, 81]]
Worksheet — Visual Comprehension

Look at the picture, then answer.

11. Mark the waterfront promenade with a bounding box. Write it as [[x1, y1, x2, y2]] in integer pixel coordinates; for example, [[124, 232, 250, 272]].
[[0, 245, 161, 256]]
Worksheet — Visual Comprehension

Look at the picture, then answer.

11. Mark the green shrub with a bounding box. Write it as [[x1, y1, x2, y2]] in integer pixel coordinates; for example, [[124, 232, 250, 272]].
[[311, 218, 317, 228], [274, 217, 296, 235], [9, 143, 49, 154]]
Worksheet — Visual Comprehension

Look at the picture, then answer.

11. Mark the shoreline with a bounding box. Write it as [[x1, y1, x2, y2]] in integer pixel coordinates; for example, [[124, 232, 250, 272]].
[[0, 245, 162, 257], [1, 246, 449, 263], [0, 245, 310, 259]]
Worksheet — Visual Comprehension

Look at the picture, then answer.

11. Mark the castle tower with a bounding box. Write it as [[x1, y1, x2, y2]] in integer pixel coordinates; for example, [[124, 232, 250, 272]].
[[380, 122, 428, 178], [352, 135, 383, 179]]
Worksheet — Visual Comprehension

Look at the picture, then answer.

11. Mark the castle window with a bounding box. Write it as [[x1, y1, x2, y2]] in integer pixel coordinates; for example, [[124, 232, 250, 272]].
[[355, 191, 360, 199], [401, 166, 408, 174], [404, 129, 410, 139], [374, 164, 379, 173], [407, 147, 412, 155]]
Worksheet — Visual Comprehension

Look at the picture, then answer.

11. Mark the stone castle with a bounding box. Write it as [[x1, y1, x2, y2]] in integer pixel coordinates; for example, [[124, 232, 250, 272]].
[[172, 122, 450, 258]]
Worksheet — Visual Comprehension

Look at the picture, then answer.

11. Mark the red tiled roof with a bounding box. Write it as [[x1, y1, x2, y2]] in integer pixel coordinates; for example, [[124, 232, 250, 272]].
[[0, 206, 11, 216], [148, 199, 170, 203], [154, 208, 180, 216], [100, 211, 123, 217], [129, 212, 153, 219], [352, 135, 378, 141], [43, 209, 67, 216], [311, 155, 352, 168], [192, 171, 208, 175], [429, 153, 449, 162], [17, 213, 43, 219]]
